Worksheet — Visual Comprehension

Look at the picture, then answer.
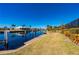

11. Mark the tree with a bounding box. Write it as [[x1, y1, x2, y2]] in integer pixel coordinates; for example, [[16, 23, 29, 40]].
[[29, 25, 31, 28], [47, 25, 53, 31], [4, 26, 8, 30], [22, 24, 26, 28], [29, 25, 32, 32], [11, 24, 16, 30]]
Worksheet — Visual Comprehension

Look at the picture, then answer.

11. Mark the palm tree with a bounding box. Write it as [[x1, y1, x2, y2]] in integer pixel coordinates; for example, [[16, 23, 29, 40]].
[[4, 26, 8, 30], [29, 25, 31, 28], [22, 24, 26, 28], [29, 25, 32, 32], [47, 25, 53, 31], [11, 24, 16, 30]]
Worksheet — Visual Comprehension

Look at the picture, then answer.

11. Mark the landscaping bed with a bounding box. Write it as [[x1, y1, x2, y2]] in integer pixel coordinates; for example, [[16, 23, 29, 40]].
[[62, 28, 79, 45]]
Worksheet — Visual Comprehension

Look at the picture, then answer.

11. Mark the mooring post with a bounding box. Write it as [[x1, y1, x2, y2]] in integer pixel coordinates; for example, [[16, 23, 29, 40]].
[[34, 29, 37, 37], [35, 31, 36, 37], [4, 30, 8, 49]]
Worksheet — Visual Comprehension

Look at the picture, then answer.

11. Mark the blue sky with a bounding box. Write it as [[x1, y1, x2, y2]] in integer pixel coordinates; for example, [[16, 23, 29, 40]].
[[0, 3, 79, 28]]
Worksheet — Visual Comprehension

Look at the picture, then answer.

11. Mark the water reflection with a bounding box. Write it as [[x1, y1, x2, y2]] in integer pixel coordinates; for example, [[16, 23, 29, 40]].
[[0, 31, 44, 50]]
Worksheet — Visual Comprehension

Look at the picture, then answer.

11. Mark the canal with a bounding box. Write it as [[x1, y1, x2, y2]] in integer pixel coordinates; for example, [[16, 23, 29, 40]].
[[0, 31, 44, 50]]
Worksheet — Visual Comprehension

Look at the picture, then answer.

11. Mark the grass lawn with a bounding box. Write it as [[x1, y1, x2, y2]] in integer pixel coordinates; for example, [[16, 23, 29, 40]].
[[5, 32, 79, 55]]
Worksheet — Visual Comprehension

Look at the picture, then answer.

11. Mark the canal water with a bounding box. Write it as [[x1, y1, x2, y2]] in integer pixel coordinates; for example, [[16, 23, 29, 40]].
[[0, 31, 44, 50]]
